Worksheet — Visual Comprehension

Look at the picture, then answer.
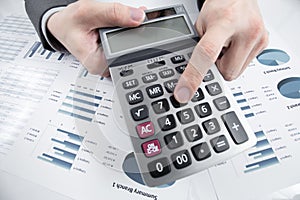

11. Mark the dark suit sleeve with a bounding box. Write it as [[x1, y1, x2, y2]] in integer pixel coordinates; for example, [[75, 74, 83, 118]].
[[197, 0, 205, 10], [24, 0, 76, 51]]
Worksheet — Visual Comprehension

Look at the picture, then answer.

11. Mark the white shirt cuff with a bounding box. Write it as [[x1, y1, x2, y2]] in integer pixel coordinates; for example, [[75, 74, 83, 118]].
[[41, 7, 66, 52]]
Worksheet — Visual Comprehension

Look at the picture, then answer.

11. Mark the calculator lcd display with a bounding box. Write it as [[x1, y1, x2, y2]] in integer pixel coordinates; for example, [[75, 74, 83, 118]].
[[106, 16, 191, 54]]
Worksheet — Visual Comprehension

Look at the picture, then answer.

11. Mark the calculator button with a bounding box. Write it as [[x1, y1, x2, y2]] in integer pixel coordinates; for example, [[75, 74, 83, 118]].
[[205, 82, 222, 96], [151, 98, 170, 114], [164, 79, 178, 93], [120, 69, 133, 77], [136, 121, 155, 139], [176, 108, 195, 124], [171, 150, 192, 169], [191, 142, 211, 161], [164, 131, 184, 149], [184, 125, 203, 142], [142, 139, 161, 157], [148, 157, 171, 178], [191, 88, 204, 102], [158, 114, 176, 131], [221, 111, 249, 144], [147, 60, 166, 69], [159, 69, 175, 79], [194, 102, 212, 118], [122, 79, 139, 89], [146, 84, 164, 98], [171, 55, 185, 64], [142, 73, 158, 83], [210, 135, 230, 153], [175, 64, 187, 74], [203, 70, 214, 82], [213, 96, 230, 111], [170, 95, 187, 108], [130, 105, 149, 121], [126, 90, 143, 105], [202, 118, 220, 135]]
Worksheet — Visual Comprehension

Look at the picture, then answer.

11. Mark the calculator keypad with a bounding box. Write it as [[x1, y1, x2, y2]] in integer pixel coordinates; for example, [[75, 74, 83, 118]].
[[111, 49, 255, 187]]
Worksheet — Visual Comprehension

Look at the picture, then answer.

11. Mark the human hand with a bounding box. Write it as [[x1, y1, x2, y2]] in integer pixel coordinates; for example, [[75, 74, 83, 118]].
[[174, 0, 268, 103], [47, 0, 145, 76]]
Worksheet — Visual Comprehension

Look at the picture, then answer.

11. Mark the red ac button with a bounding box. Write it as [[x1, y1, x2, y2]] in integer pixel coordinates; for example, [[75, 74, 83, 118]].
[[136, 121, 155, 139]]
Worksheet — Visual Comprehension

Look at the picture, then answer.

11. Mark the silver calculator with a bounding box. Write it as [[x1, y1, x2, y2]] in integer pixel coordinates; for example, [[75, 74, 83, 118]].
[[100, 5, 257, 187]]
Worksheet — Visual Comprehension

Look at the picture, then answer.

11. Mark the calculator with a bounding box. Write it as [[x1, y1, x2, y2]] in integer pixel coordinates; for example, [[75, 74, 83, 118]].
[[100, 5, 257, 187]]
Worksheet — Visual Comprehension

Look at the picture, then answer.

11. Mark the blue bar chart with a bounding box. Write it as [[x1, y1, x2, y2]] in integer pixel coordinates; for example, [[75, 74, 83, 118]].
[[58, 89, 103, 122], [244, 131, 279, 173], [232, 91, 255, 119], [38, 128, 84, 170], [24, 41, 66, 62]]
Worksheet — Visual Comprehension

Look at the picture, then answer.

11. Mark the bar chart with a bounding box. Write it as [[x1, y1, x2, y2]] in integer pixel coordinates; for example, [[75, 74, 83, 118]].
[[24, 41, 66, 62], [58, 88, 103, 122], [232, 91, 255, 119], [244, 130, 279, 173], [38, 128, 84, 170]]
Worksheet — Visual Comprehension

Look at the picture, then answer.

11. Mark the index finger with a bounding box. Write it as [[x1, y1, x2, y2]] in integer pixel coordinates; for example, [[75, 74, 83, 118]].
[[174, 25, 232, 103]]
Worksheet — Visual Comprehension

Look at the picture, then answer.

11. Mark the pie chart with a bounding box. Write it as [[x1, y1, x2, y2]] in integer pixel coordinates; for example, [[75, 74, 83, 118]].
[[257, 49, 290, 66], [277, 77, 300, 99]]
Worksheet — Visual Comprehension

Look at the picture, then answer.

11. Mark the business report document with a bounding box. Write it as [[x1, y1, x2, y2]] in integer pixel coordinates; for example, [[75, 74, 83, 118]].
[[0, 6, 300, 200]]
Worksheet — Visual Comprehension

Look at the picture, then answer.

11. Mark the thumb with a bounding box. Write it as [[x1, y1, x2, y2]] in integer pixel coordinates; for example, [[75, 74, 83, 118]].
[[87, 2, 146, 28]]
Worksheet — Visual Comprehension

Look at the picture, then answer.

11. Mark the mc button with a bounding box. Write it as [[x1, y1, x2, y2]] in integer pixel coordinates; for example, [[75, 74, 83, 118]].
[[126, 90, 143, 105]]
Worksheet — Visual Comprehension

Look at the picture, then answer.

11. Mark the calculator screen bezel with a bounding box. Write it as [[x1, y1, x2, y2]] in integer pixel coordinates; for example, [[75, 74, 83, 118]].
[[100, 5, 197, 61]]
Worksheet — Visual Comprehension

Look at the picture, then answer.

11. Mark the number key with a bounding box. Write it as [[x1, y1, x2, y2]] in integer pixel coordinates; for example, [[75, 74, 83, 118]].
[[158, 114, 176, 131], [164, 131, 183, 149], [171, 150, 192, 169], [184, 124, 203, 142], [176, 108, 194, 124], [194, 102, 212, 118], [202, 118, 220, 135], [191, 88, 204, 102], [148, 157, 171, 178], [151, 98, 170, 114]]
